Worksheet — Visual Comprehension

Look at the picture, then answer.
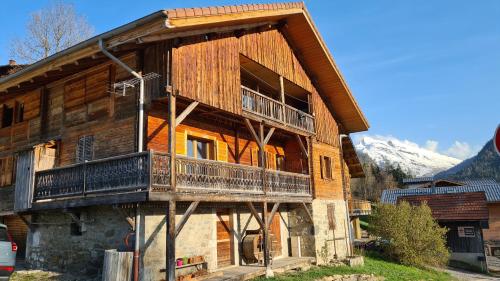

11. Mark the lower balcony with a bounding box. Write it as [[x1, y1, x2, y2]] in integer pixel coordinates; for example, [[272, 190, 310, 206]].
[[32, 151, 312, 206], [349, 199, 372, 216]]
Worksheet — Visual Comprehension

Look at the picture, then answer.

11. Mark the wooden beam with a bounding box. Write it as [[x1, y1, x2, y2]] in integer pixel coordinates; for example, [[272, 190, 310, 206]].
[[266, 203, 280, 229], [175, 201, 199, 237], [166, 200, 176, 281], [246, 202, 264, 229], [302, 202, 314, 223], [263, 127, 275, 146], [168, 89, 177, 192], [117, 207, 135, 230], [262, 201, 270, 268], [279, 76, 285, 104], [244, 118, 261, 147], [175, 101, 199, 127], [296, 135, 309, 158]]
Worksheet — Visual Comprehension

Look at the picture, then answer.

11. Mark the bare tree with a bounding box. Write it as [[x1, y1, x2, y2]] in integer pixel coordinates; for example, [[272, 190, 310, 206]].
[[10, 1, 94, 63]]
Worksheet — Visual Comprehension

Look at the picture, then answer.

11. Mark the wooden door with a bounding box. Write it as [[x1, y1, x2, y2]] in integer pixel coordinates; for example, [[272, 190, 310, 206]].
[[14, 150, 35, 211], [269, 212, 282, 256], [216, 209, 233, 268]]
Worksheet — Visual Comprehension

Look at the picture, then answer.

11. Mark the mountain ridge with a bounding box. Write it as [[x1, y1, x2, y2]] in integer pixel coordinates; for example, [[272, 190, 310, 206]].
[[355, 135, 461, 177]]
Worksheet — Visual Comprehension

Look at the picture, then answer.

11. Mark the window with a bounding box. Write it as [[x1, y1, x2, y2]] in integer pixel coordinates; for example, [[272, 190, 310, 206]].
[[15, 102, 24, 123], [320, 156, 333, 180], [76, 135, 94, 163], [70, 213, 83, 236], [186, 136, 214, 160], [1, 105, 13, 128]]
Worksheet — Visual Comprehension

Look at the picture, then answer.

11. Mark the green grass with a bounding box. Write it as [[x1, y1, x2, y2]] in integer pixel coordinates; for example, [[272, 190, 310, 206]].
[[10, 272, 59, 281], [255, 256, 455, 281]]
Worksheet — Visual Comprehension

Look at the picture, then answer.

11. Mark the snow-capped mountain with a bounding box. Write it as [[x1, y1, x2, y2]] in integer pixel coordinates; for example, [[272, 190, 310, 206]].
[[355, 136, 462, 177]]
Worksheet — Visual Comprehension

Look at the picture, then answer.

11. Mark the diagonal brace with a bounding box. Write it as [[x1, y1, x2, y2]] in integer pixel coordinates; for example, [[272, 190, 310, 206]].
[[246, 202, 265, 229], [175, 201, 200, 237], [176, 101, 199, 127], [266, 202, 280, 229]]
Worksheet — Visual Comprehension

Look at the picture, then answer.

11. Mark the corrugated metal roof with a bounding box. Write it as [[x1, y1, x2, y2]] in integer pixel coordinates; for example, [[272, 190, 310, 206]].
[[402, 177, 434, 184], [381, 179, 500, 204]]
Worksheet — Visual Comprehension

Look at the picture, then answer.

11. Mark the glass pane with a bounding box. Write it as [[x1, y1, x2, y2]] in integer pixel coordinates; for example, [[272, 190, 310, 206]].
[[197, 141, 208, 159], [187, 139, 194, 158], [0, 228, 8, 241]]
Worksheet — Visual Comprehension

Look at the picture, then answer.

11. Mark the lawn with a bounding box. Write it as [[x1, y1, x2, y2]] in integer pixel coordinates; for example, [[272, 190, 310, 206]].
[[255, 256, 455, 281]]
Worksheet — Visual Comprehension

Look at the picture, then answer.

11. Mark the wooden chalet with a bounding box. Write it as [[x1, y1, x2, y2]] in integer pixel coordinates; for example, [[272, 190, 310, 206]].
[[0, 2, 368, 280]]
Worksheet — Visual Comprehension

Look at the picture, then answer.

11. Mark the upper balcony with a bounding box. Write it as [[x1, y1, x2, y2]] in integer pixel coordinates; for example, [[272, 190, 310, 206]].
[[241, 86, 315, 134], [32, 151, 312, 208]]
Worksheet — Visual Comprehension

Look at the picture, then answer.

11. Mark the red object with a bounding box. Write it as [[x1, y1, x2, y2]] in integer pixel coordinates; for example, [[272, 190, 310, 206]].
[[6, 233, 17, 252], [0, 266, 14, 272], [495, 125, 500, 156], [398, 192, 489, 221]]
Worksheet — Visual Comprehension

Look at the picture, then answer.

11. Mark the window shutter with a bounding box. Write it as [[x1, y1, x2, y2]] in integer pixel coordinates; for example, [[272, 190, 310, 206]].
[[76, 135, 94, 163], [217, 141, 228, 162]]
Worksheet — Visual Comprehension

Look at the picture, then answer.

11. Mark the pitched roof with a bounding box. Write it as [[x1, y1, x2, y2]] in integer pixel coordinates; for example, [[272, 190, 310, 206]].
[[381, 179, 500, 204], [0, 2, 368, 133], [398, 192, 489, 221], [402, 177, 434, 184]]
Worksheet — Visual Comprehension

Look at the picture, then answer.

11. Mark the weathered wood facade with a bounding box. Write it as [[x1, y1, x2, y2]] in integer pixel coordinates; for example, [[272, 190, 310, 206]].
[[0, 3, 368, 280]]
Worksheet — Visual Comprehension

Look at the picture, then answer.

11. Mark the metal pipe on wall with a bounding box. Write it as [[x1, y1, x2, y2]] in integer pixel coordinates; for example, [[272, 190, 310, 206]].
[[98, 38, 144, 281]]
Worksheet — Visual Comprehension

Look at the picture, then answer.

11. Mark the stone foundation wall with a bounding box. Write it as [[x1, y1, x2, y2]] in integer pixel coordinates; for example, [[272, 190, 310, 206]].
[[26, 206, 131, 276], [311, 199, 352, 264]]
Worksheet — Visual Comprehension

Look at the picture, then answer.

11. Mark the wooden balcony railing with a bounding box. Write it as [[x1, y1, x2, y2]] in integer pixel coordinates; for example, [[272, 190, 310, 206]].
[[34, 152, 150, 200], [349, 199, 372, 216], [241, 86, 315, 134], [33, 151, 312, 202]]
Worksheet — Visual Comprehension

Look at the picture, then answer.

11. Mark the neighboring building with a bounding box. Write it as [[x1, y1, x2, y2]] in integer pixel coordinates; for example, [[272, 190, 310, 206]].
[[398, 192, 489, 271], [382, 178, 500, 272], [0, 3, 368, 281]]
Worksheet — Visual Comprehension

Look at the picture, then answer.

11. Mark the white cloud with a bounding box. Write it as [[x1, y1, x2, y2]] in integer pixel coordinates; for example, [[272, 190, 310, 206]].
[[425, 140, 439, 152], [443, 141, 480, 160]]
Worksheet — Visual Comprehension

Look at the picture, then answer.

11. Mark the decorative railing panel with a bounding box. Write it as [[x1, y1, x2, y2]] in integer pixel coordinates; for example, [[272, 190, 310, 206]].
[[265, 170, 311, 196], [151, 152, 171, 191], [241, 86, 315, 134], [176, 156, 264, 194], [34, 152, 149, 201]]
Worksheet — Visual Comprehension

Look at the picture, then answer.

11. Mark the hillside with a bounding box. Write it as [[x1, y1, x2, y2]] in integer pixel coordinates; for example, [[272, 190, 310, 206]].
[[436, 139, 500, 182]]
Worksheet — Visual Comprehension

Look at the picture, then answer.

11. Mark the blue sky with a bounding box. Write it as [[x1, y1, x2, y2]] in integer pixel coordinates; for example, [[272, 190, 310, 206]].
[[1, 1, 499, 159]]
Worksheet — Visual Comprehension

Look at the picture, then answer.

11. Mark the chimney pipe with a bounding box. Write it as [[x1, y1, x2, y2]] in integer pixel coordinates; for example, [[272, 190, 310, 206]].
[[8, 60, 16, 66]]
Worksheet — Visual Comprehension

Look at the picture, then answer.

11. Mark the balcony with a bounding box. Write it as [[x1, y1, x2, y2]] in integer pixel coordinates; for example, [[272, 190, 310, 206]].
[[349, 199, 372, 216], [32, 151, 312, 203], [241, 86, 315, 134]]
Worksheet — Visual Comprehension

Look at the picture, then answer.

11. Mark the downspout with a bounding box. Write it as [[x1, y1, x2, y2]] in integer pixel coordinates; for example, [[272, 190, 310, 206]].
[[98, 38, 143, 281], [339, 134, 354, 257]]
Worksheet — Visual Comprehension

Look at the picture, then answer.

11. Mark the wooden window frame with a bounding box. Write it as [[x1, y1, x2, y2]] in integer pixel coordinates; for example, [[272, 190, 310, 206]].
[[14, 101, 24, 124], [1, 104, 14, 128], [76, 135, 95, 163], [186, 134, 216, 160]]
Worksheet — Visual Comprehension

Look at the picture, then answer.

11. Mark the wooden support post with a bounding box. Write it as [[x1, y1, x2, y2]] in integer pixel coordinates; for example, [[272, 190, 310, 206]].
[[175, 101, 199, 127], [259, 123, 267, 193], [262, 202, 271, 273], [263, 128, 275, 146], [279, 76, 286, 123], [175, 201, 199, 237], [166, 200, 176, 281], [169, 88, 176, 191]]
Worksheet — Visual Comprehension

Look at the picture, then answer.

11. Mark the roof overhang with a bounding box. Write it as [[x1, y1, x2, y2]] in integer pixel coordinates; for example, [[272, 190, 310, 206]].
[[0, 2, 369, 133], [342, 136, 365, 178]]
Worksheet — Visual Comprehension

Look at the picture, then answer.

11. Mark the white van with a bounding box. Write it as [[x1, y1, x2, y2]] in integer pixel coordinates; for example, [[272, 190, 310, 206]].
[[0, 224, 16, 281]]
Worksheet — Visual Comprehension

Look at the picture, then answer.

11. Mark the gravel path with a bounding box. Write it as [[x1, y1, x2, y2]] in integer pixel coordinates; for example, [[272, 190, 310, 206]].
[[443, 267, 499, 281]]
